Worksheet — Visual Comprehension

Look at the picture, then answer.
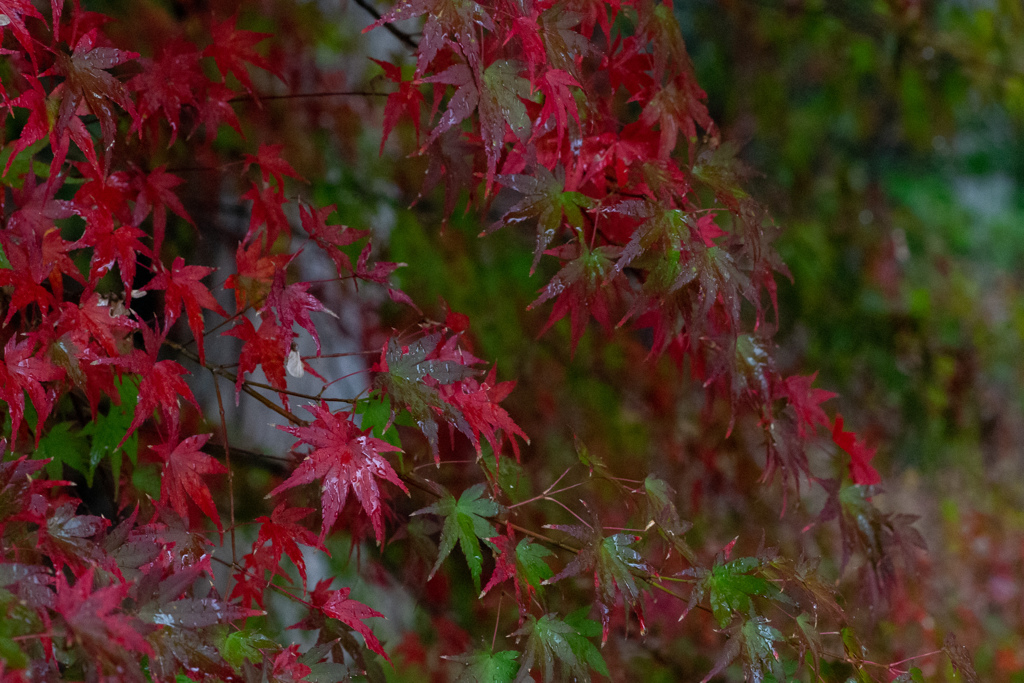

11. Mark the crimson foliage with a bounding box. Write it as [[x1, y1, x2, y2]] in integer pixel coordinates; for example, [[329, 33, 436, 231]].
[[0, 1, 977, 681]]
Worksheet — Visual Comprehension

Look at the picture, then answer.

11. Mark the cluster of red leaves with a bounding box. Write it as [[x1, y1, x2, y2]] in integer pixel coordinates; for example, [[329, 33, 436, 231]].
[[0, 0, 920, 680]]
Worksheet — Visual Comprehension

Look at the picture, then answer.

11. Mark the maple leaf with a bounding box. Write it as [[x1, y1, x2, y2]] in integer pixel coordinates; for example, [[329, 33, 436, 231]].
[[643, 475, 696, 563], [366, 0, 494, 74], [355, 241, 416, 307], [142, 256, 226, 364], [191, 81, 244, 141], [638, 71, 714, 160], [425, 59, 531, 191], [529, 241, 621, 352], [250, 503, 323, 584], [492, 166, 594, 273], [131, 166, 193, 258], [374, 332, 490, 459], [299, 202, 368, 276], [780, 372, 836, 439], [50, 29, 139, 162], [75, 215, 151, 292], [150, 433, 228, 532], [53, 569, 153, 673], [0, 0, 43, 59], [511, 610, 608, 683], [439, 368, 529, 462], [129, 38, 205, 146], [0, 334, 63, 446], [0, 239, 59, 325], [534, 69, 581, 152], [57, 293, 134, 357], [681, 556, 781, 628], [481, 526, 553, 615], [271, 403, 407, 544], [263, 270, 329, 355], [320, 586, 390, 660], [700, 615, 786, 683], [413, 483, 503, 593], [204, 16, 280, 94], [101, 323, 200, 443], [242, 182, 292, 247], [5, 76, 97, 178], [371, 58, 425, 152], [223, 315, 291, 409], [449, 648, 520, 683], [224, 238, 290, 311], [243, 143, 304, 189], [831, 415, 881, 486], [40, 501, 110, 573], [543, 522, 652, 644]]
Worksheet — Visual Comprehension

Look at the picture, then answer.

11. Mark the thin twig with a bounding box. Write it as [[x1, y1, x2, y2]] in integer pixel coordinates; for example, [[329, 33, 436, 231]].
[[351, 0, 419, 49]]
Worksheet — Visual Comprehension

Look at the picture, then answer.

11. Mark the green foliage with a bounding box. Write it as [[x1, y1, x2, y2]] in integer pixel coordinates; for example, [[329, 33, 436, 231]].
[[414, 483, 504, 592], [511, 610, 608, 683]]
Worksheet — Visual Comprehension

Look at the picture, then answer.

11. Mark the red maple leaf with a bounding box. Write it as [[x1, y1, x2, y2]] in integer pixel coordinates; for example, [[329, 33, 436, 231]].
[[371, 58, 425, 153], [131, 166, 193, 258], [129, 38, 205, 146], [102, 323, 200, 443], [204, 16, 280, 94], [151, 433, 227, 531], [0, 0, 44, 59], [299, 202, 367, 276], [224, 238, 290, 311], [243, 143, 304, 189], [0, 239, 59, 324], [439, 367, 529, 462], [781, 372, 836, 438], [142, 256, 226, 365], [251, 504, 323, 584], [320, 586, 389, 661], [832, 415, 881, 486], [263, 270, 328, 355], [528, 242, 623, 352], [0, 335, 63, 446], [53, 569, 153, 664], [49, 29, 139, 162], [242, 182, 291, 247], [533, 69, 581, 152], [270, 403, 407, 544], [223, 316, 290, 409]]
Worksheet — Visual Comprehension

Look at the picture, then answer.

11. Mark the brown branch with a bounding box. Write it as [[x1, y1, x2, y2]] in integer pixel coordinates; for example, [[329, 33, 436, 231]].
[[351, 0, 419, 49]]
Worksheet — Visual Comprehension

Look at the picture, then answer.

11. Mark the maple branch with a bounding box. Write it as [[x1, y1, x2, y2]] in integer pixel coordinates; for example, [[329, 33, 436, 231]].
[[241, 378, 356, 404], [350, 0, 419, 49], [165, 340, 309, 426], [213, 372, 238, 564]]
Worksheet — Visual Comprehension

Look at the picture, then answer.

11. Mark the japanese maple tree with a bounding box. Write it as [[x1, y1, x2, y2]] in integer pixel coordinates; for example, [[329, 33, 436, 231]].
[[0, 0, 980, 681]]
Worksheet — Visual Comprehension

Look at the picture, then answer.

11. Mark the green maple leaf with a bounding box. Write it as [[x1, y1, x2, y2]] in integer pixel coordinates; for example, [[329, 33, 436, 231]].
[[516, 539, 554, 590], [414, 483, 504, 592], [511, 610, 608, 683], [683, 556, 781, 628], [544, 521, 652, 643], [493, 165, 595, 273], [449, 648, 520, 683], [700, 615, 786, 683]]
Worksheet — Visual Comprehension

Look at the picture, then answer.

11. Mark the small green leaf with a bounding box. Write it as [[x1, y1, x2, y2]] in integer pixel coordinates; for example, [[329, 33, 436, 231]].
[[450, 648, 520, 683], [414, 483, 504, 592], [36, 422, 90, 483], [81, 377, 139, 492], [512, 611, 608, 683], [219, 628, 278, 668], [694, 557, 780, 628], [516, 539, 553, 590], [356, 394, 401, 447]]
